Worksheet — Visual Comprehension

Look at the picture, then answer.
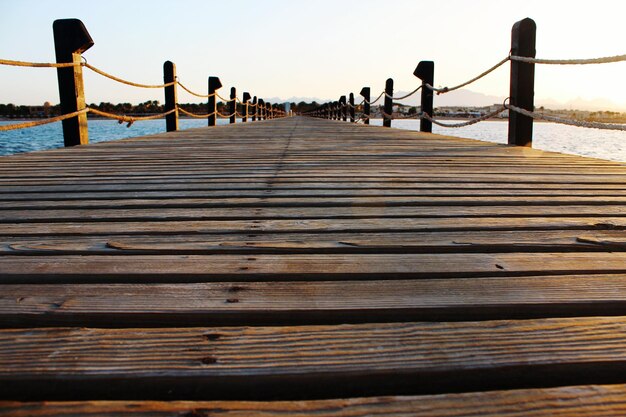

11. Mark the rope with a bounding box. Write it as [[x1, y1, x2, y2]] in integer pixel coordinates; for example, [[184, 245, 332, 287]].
[[177, 107, 215, 118], [425, 56, 510, 94], [88, 107, 177, 126], [177, 81, 215, 98], [0, 58, 78, 68], [507, 104, 626, 131], [83, 63, 175, 89], [510, 54, 626, 65], [421, 107, 506, 128], [216, 109, 236, 118], [381, 111, 424, 120], [0, 107, 177, 131], [364, 91, 385, 105], [389, 112, 424, 120], [216, 92, 236, 102], [385, 85, 422, 100], [0, 109, 89, 131], [381, 111, 394, 120]]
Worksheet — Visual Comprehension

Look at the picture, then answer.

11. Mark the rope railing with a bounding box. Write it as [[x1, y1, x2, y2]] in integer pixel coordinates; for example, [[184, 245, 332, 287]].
[[216, 109, 237, 118], [0, 58, 78, 68], [176, 106, 214, 119], [0, 108, 89, 131], [83, 62, 176, 89], [306, 17, 624, 145], [510, 54, 626, 65], [176, 80, 215, 98], [424, 56, 510, 94], [87, 107, 177, 126], [0, 18, 287, 144], [363, 91, 384, 105], [421, 107, 507, 128], [506, 104, 626, 131], [215, 92, 235, 102], [0, 107, 181, 131], [384, 85, 423, 100]]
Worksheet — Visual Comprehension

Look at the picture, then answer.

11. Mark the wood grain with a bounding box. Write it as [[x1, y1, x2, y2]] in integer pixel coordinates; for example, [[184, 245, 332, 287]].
[[2, 116, 626, 411], [3, 384, 626, 416], [1, 252, 626, 283], [2, 317, 626, 399], [1, 274, 626, 327]]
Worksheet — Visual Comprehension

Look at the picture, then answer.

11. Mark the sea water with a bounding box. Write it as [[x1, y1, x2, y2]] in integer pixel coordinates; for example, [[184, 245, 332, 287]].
[[1, 118, 625, 163]]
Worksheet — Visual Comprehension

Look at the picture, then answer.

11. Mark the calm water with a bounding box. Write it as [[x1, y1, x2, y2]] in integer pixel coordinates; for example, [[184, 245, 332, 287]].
[[1, 118, 625, 163], [369, 119, 626, 163], [0, 119, 229, 156]]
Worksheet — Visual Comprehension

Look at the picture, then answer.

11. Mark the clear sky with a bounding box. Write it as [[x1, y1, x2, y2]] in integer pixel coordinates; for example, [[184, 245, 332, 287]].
[[1, 0, 624, 109]]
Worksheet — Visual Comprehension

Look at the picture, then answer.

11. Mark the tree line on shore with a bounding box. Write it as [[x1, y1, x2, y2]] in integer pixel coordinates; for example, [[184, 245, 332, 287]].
[[0, 100, 323, 118]]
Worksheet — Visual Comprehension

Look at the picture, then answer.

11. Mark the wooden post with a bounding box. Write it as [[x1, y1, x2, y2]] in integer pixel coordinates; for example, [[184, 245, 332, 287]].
[[259, 99, 265, 120], [334, 101, 340, 120], [414, 61, 434, 133], [360, 87, 370, 125], [229, 87, 236, 124], [508, 17, 536, 147], [242, 92, 251, 122], [349, 93, 355, 122], [340, 96, 347, 122], [251, 96, 257, 121], [53, 19, 94, 147], [383, 78, 393, 127], [208, 76, 221, 126], [163, 61, 178, 132]]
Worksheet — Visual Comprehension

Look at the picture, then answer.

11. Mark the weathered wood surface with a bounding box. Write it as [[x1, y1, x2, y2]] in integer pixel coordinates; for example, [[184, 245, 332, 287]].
[[3, 384, 626, 416], [2, 274, 626, 327], [2, 317, 626, 400], [1, 116, 625, 412]]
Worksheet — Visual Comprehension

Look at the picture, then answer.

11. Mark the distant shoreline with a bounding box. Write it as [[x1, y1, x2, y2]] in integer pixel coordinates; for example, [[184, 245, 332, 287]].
[[2, 116, 625, 125]]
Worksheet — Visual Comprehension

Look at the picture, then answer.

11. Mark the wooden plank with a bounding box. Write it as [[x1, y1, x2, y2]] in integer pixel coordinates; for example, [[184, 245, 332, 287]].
[[2, 181, 626, 194], [4, 188, 626, 201], [1, 217, 625, 237], [2, 274, 626, 327], [3, 230, 626, 255], [3, 384, 626, 416], [1, 196, 626, 211], [1, 253, 626, 284], [2, 317, 626, 400], [3, 174, 626, 185], [2, 205, 625, 224]]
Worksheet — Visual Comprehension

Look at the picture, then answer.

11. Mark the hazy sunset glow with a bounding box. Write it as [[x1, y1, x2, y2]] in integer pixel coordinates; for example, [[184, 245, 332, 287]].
[[1, 0, 624, 110]]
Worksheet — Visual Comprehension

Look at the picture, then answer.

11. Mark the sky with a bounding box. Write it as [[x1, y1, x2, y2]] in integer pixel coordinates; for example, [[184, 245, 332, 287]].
[[1, 0, 625, 110]]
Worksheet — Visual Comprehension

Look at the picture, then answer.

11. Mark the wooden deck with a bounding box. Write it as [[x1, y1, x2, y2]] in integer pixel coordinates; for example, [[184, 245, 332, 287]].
[[1, 116, 626, 415]]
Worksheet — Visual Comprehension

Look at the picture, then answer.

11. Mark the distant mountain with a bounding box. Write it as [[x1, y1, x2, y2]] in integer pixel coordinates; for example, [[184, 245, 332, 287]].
[[401, 89, 505, 108], [545, 96, 626, 112], [266, 90, 625, 112], [263, 96, 328, 105]]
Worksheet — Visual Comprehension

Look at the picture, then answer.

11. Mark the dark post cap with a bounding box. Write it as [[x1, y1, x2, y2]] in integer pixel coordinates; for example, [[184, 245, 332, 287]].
[[208, 76, 222, 89], [243, 92, 251, 102], [53, 19, 94, 55], [414, 61, 434, 80]]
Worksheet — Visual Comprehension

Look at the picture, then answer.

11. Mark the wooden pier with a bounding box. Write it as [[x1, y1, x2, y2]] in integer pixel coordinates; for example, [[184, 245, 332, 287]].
[[1, 116, 626, 415]]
